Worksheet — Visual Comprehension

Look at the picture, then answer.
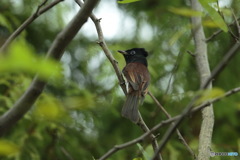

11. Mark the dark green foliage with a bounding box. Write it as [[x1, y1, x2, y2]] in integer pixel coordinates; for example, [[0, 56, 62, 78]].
[[0, 0, 239, 159]]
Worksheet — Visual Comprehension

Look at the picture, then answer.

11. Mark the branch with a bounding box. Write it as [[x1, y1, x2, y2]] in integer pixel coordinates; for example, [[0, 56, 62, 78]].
[[202, 41, 240, 89], [0, 0, 99, 135], [205, 17, 240, 42], [99, 86, 240, 160], [0, 0, 64, 53], [99, 115, 180, 160], [74, 1, 162, 159], [61, 147, 74, 160], [148, 92, 196, 159], [137, 114, 162, 160], [192, 87, 240, 113], [74, 0, 127, 95], [191, 0, 213, 160], [151, 37, 240, 160], [232, 10, 240, 39], [75, 1, 162, 159], [165, 51, 183, 95]]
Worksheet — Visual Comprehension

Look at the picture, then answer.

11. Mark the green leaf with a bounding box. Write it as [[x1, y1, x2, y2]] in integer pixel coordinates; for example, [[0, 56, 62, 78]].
[[168, 7, 202, 17], [202, 19, 220, 28], [0, 14, 13, 32], [33, 94, 65, 121], [137, 143, 151, 160], [195, 87, 225, 105], [63, 91, 96, 110], [0, 40, 62, 80], [0, 140, 19, 156], [199, 0, 228, 32], [118, 0, 141, 4]]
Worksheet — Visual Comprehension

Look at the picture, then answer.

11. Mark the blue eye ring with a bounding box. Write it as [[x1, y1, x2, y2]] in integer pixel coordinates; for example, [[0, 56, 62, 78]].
[[130, 51, 136, 55]]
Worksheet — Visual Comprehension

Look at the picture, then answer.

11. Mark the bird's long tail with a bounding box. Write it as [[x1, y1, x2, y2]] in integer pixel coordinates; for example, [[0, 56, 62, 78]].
[[122, 93, 143, 123]]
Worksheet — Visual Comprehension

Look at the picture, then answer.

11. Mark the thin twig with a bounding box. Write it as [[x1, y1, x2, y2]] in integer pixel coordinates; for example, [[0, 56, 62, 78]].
[[75, 1, 161, 159], [148, 91, 196, 159], [0, 0, 99, 135], [151, 40, 240, 160], [74, 0, 127, 95], [99, 86, 240, 160], [99, 115, 180, 160], [205, 17, 240, 42], [61, 147, 75, 160], [203, 41, 240, 89], [165, 36, 192, 95], [164, 52, 182, 95], [137, 114, 162, 160], [232, 9, 240, 38], [0, 0, 64, 53], [214, 4, 238, 40], [187, 50, 196, 57], [36, 0, 49, 15], [148, 92, 169, 116], [192, 87, 240, 112]]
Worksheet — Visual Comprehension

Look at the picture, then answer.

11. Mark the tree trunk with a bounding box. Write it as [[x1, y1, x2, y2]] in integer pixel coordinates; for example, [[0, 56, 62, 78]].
[[190, 0, 214, 159]]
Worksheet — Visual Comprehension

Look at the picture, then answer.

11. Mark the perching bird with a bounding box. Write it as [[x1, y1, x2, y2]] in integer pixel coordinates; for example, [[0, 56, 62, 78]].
[[118, 48, 150, 123]]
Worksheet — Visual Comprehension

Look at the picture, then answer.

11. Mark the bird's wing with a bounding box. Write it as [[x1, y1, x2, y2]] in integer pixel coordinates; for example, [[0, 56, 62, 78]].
[[123, 63, 150, 93], [123, 66, 139, 91]]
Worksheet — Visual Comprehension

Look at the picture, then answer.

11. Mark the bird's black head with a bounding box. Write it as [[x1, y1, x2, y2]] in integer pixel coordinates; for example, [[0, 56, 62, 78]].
[[118, 48, 148, 66]]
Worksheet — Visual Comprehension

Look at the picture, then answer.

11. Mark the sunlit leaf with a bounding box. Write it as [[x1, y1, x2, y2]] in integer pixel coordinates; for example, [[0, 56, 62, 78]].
[[168, 7, 202, 17], [0, 40, 62, 80], [63, 93, 96, 110], [34, 94, 65, 121], [118, 0, 141, 4], [195, 88, 225, 105], [220, 8, 232, 16], [137, 143, 150, 160], [202, 20, 219, 28], [132, 157, 142, 160], [0, 140, 19, 156], [199, 0, 228, 32]]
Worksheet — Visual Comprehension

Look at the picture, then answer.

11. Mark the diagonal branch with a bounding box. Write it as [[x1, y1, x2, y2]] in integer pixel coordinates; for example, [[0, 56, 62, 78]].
[[232, 10, 240, 38], [148, 92, 196, 159], [205, 17, 240, 42], [202, 41, 240, 89], [0, 0, 64, 53], [137, 114, 162, 160], [75, 0, 127, 95], [151, 40, 240, 160], [99, 86, 240, 160], [0, 0, 99, 136], [74, 1, 161, 159]]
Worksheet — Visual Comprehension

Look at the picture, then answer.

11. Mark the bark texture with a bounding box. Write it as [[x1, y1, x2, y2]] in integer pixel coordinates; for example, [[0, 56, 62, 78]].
[[0, 0, 99, 135], [191, 0, 214, 159]]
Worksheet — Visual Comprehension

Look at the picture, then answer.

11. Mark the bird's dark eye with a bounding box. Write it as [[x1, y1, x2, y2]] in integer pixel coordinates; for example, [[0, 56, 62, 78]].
[[130, 51, 136, 55]]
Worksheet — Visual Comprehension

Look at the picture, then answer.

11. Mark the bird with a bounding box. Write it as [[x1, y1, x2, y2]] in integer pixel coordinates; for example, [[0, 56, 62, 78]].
[[118, 48, 150, 123]]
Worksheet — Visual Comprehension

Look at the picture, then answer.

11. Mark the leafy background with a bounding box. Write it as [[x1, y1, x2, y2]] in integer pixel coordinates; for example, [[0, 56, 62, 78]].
[[0, 0, 240, 159]]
